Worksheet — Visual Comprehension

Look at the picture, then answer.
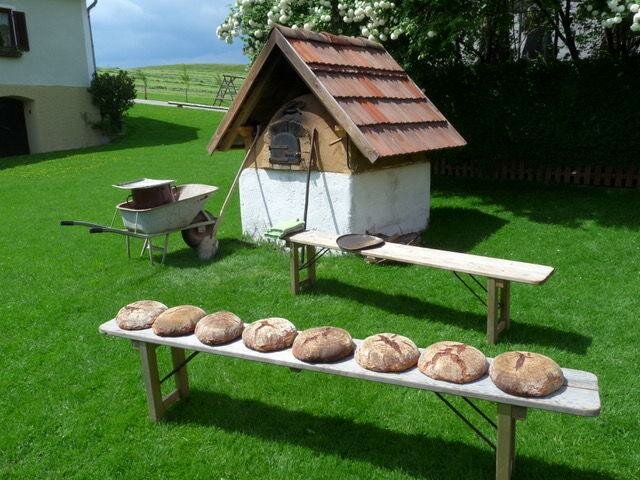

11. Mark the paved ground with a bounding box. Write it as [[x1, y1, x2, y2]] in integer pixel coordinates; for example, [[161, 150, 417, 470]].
[[134, 98, 228, 112]]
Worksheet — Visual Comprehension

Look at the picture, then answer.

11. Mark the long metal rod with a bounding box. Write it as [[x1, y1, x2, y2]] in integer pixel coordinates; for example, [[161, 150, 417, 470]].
[[160, 351, 199, 384], [462, 396, 498, 429], [469, 274, 488, 293], [302, 129, 318, 227], [434, 392, 496, 450], [299, 247, 329, 270], [213, 127, 260, 237], [452, 271, 488, 307]]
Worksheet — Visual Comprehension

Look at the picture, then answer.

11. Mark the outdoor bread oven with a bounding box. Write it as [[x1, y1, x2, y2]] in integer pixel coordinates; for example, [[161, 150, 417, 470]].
[[208, 25, 466, 241]]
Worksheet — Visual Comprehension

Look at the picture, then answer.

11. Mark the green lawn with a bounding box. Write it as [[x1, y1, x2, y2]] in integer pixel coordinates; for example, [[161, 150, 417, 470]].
[[1, 105, 638, 479], [99, 63, 247, 106]]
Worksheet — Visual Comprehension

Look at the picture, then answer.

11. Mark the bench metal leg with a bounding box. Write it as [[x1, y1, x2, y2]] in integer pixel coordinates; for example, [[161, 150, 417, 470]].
[[487, 279, 511, 344], [495, 403, 527, 480], [133, 341, 191, 422]]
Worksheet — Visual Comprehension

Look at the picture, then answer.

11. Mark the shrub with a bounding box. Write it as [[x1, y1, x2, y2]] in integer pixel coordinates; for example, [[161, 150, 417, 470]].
[[88, 70, 136, 133]]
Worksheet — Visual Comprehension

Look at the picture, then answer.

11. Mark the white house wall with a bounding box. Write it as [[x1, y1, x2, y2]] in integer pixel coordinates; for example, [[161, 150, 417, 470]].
[[239, 163, 431, 241], [0, 0, 94, 87], [0, 0, 102, 154]]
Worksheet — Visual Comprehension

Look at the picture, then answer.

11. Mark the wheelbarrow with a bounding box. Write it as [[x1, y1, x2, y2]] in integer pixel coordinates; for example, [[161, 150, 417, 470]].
[[61, 179, 219, 264]]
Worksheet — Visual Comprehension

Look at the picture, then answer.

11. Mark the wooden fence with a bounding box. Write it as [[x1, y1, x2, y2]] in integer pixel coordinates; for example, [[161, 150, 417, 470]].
[[431, 161, 640, 188]]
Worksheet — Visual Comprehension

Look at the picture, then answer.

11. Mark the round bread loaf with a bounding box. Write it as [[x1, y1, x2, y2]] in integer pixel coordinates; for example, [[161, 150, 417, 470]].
[[355, 333, 420, 372], [152, 305, 206, 337], [116, 300, 167, 330], [418, 341, 488, 384], [292, 326, 355, 363], [490, 351, 565, 397], [195, 311, 244, 345], [242, 318, 297, 352]]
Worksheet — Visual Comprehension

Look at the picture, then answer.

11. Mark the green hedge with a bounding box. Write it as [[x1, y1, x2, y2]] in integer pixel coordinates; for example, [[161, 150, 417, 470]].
[[409, 57, 640, 168]]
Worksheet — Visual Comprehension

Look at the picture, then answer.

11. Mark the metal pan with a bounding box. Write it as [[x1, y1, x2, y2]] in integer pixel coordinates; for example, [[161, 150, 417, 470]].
[[336, 233, 385, 251]]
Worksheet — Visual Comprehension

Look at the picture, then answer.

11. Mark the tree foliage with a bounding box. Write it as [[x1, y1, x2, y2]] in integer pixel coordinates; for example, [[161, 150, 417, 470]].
[[217, 0, 640, 64]]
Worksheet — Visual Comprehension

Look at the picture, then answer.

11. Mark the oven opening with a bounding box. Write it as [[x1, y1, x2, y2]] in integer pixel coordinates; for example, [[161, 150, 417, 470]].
[[269, 119, 306, 165]]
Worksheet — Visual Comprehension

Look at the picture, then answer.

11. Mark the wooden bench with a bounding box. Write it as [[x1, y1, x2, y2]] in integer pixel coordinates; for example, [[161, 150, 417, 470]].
[[100, 319, 600, 480], [287, 231, 555, 344]]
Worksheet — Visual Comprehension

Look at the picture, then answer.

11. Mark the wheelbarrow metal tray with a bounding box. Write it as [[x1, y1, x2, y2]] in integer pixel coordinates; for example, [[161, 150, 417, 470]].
[[117, 184, 218, 234]]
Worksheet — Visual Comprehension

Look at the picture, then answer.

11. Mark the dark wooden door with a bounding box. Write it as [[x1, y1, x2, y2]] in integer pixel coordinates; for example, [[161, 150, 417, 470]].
[[0, 97, 30, 157]]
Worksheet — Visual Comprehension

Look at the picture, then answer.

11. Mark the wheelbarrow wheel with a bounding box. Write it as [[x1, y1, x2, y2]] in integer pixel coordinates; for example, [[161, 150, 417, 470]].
[[181, 210, 218, 260], [181, 210, 215, 247]]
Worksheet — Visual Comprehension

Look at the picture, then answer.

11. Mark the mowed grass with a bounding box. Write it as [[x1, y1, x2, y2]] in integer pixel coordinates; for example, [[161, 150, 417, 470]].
[[100, 63, 247, 106], [1, 104, 638, 479]]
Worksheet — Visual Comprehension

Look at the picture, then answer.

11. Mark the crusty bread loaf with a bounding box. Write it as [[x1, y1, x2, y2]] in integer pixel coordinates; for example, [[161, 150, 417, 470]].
[[490, 351, 565, 397], [242, 318, 297, 352], [116, 300, 167, 330], [195, 311, 244, 346], [355, 333, 419, 372], [152, 305, 206, 337], [292, 326, 355, 363], [418, 341, 488, 384]]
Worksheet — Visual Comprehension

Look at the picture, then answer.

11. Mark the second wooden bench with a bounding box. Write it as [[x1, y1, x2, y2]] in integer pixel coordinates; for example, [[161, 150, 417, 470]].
[[287, 231, 555, 344]]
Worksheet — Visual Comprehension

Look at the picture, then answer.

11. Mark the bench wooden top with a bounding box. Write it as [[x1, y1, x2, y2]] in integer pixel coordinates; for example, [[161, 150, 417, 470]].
[[288, 231, 555, 285], [100, 320, 600, 417]]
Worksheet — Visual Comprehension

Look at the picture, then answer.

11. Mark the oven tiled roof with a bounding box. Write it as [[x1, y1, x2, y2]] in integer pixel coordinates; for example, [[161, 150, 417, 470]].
[[208, 25, 465, 161]]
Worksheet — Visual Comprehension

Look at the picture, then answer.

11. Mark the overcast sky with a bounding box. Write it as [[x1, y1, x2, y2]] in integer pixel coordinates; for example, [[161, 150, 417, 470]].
[[88, 0, 247, 67]]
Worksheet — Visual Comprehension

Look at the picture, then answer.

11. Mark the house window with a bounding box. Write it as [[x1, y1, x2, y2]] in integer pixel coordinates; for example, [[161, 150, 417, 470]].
[[0, 8, 29, 57]]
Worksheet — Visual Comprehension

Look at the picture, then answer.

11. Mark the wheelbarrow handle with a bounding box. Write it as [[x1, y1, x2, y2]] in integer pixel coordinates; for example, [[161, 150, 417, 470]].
[[60, 220, 107, 229], [89, 227, 106, 234]]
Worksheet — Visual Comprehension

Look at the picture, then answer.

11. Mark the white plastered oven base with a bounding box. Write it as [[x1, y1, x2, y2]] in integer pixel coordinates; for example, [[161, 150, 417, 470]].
[[238, 162, 430, 242]]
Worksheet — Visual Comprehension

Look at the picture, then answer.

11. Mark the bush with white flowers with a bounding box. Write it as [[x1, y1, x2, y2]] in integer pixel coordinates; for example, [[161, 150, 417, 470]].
[[217, 0, 413, 59], [582, 0, 640, 32]]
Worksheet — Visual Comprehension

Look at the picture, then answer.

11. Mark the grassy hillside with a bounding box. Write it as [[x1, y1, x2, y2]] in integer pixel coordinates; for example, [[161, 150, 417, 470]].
[[99, 63, 247, 106]]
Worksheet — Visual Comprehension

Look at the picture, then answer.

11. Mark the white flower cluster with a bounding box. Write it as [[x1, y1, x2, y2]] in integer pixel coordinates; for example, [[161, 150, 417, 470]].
[[336, 1, 401, 42], [586, 0, 640, 32], [216, 0, 403, 58]]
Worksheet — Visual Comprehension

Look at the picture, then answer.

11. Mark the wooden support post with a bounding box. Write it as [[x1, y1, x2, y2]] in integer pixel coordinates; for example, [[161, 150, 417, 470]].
[[135, 341, 164, 422], [495, 403, 527, 480], [170, 347, 190, 400], [290, 243, 300, 294], [133, 342, 191, 421], [487, 279, 499, 344], [500, 280, 511, 331], [306, 245, 316, 285], [487, 279, 511, 344]]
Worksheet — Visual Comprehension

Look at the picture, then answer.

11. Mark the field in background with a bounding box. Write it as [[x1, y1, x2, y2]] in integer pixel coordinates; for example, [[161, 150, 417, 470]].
[[99, 63, 247, 106]]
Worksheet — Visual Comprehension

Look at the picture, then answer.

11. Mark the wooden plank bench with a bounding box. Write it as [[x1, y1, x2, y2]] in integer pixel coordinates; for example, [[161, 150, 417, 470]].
[[100, 319, 600, 480], [287, 231, 555, 344]]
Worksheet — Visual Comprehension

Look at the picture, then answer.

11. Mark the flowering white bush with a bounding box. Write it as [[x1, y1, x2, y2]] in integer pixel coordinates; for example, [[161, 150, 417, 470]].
[[216, 0, 409, 59], [583, 0, 640, 32]]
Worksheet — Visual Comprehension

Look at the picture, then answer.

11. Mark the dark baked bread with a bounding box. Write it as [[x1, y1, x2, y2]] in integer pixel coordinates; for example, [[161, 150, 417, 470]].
[[418, 341, 488, 384], [116, 300, 167, 330], [195, 311, 244, 345], [292, 326, 355, 363], [355, 333, 420, 372], [152, 305, 206, 337], [242, 318, 297, 352], [490, 351, 565, 397]]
